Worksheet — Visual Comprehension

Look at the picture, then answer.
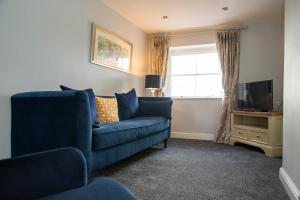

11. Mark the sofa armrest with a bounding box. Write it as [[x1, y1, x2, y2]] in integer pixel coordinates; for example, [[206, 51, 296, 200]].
[[0, 147, 87, 200], [137, 97, 173, 119], [11, 91, 92, 170]]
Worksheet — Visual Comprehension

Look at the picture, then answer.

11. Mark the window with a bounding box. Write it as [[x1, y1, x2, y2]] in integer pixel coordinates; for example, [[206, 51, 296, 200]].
[[168, 44, 223, 98]]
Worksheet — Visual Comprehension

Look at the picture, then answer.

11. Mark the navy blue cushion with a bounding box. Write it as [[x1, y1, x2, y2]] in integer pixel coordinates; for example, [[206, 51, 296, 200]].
[[60, 85, 100, 127], [91, 129, 169, 171], [38, 178, 137, 200], [138, 100, 173, 119], [115, 89, 139, 120], [92, 117, 169, 151]]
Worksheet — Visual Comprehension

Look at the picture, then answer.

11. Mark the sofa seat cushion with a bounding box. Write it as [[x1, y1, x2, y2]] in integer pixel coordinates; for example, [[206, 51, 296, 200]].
[[38, 178, 137, 200], [92, 117, 169, 151]]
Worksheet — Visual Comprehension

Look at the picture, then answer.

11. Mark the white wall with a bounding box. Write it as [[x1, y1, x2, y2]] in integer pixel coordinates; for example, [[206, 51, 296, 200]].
[[240, 20, 284, 111], [280, 0, 300, 197], [169, 20, 284, 137], [170, 31, 216, 47], [0, 0, 147, 159], [172, 98, 222, 134]]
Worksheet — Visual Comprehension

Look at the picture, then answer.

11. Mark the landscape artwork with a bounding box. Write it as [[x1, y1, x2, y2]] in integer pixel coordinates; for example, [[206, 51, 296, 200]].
[[91, 23, 132, 73]]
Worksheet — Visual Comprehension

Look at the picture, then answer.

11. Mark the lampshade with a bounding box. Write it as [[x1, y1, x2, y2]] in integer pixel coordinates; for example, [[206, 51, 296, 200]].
[[145, 75, 161, 89]]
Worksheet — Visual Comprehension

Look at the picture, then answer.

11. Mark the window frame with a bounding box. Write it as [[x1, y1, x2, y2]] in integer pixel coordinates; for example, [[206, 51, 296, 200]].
[[168, 44, 224, 99]]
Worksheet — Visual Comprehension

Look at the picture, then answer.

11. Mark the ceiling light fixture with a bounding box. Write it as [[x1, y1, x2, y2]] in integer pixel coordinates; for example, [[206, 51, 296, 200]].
[[162, 16, 168, 19], [222, 7, 229, 11]]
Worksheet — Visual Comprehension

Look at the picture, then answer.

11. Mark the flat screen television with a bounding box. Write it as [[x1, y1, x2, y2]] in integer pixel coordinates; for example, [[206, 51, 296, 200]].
[[237, 80, 273, 112]]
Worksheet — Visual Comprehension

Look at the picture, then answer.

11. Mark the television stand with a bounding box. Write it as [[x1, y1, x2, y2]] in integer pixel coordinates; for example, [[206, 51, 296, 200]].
[[229, 110, 283, 157]]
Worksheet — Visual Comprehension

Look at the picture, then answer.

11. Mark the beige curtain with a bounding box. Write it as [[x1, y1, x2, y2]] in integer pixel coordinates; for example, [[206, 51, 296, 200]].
[[215, 30, 241, 144], [149, 35, 170, 95]]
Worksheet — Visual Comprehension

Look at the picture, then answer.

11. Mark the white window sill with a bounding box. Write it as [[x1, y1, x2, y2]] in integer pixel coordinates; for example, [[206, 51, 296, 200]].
[[172, 96, 223, 100]]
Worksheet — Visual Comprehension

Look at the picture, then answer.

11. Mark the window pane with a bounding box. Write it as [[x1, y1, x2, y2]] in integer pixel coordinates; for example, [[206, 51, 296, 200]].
[[168, 44, 224, 97], [196, 52, 221, 74], [171, 75, 195, 97], [195, 75, 223, 97], [171, 55, 196, 75]]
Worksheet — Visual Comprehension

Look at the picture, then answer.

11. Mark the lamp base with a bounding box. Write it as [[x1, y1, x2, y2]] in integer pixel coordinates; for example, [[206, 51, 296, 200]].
[[145, 88, 157, 97], [150, 89, 156, 97], [145, 88, 162, 97]]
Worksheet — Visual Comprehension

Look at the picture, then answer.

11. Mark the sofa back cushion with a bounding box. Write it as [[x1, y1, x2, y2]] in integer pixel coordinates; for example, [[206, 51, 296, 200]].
[[115, 89, 139, 120], [95, 97, 119, 124], [138, 100, 173, 119]]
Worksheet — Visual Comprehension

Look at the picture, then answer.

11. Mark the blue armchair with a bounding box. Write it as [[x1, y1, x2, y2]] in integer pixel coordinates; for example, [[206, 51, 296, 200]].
[[0, 147, 137, 200]]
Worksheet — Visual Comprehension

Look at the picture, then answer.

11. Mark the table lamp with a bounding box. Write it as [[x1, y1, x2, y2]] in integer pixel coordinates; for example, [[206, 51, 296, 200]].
[[145, 75, 161, 96]]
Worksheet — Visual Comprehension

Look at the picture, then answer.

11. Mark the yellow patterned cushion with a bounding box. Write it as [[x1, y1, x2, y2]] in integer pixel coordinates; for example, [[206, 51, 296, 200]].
[[95, 97, 119, 124]]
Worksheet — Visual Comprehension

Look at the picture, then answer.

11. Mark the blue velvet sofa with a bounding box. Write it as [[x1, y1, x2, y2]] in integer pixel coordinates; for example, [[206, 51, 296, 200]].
[[0, 147, 137, 200], [11, 91, 172, 173]]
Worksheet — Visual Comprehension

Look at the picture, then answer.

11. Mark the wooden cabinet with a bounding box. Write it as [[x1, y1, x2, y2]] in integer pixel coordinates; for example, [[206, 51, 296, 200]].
[[229, 111, 283, 157]]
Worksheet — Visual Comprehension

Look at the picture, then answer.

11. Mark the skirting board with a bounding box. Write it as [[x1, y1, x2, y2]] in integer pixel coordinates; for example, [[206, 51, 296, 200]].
[[279, 167, 300, 200], [171, 132, 214, 141]]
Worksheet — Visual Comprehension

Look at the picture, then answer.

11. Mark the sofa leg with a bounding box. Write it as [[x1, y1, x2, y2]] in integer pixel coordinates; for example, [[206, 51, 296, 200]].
[[163, 139, 168, 148]]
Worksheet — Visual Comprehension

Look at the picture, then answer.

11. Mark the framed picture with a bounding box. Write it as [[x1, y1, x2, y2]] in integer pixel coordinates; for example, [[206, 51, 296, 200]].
[[91, 23, 133, 73]]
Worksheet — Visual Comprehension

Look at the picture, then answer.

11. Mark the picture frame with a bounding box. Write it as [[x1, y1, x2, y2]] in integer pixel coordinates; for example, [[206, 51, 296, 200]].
[[91, 23, 133, 73]]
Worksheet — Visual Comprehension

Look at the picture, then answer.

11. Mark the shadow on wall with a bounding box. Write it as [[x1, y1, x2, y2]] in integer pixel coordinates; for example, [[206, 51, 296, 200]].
[[91, 74, 144, 96]]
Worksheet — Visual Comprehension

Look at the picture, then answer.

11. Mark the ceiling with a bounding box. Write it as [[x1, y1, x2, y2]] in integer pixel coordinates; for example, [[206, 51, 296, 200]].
[[101, 0, 284, 33]]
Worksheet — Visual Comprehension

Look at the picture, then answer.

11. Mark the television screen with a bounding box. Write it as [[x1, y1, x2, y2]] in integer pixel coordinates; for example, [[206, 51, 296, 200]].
[[237, 80, 273, 112]]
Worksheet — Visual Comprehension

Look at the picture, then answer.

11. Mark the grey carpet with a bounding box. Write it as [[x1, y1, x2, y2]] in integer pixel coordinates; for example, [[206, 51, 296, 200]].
[[92, 139, 289, 200]]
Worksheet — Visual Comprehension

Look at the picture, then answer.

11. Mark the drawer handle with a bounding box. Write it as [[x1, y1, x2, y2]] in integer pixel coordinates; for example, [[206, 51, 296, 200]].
[[256, 135, 262, 139], [252, 130, 266, 134], [238, 132, 243, 134]]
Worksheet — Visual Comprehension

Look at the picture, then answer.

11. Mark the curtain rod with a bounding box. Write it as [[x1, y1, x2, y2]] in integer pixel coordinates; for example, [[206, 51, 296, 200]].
[[149, 25, 248, 38]]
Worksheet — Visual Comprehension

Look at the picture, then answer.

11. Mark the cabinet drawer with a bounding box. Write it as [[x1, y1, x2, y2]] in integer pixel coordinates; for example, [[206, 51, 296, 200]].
[[249, 130, 268, 144], [232, 127, 248, 139]]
